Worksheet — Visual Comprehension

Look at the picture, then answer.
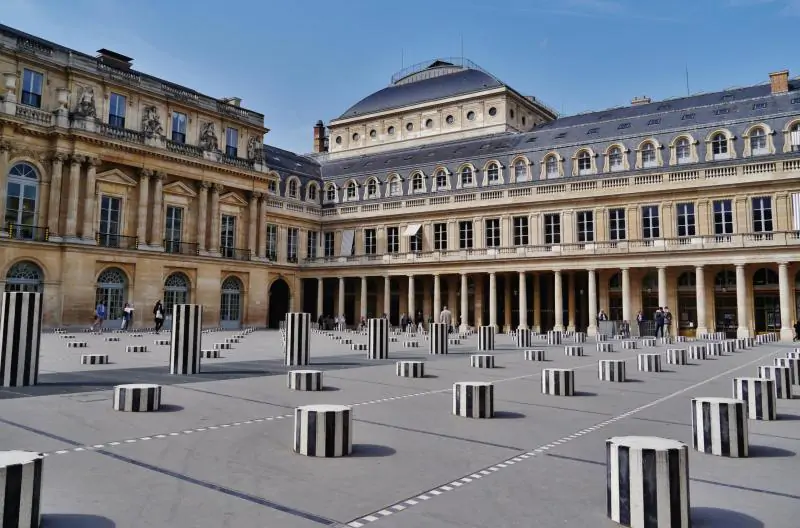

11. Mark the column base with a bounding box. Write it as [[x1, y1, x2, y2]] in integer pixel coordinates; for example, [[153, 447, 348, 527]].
[[553, 324, 565, 332], [517, 324, 529, 331], [533, 325, 541, 334], [696, 327, 708, 336], [780, 328, 794, 342], [503, 325, 512, 333], [587, 324, 597, 336], [459, 324, 469, 333], [736, 327, 751, 339], [567, 325, 576, 332]]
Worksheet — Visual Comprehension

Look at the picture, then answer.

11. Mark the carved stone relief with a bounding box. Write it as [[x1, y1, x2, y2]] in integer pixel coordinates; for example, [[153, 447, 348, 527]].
[[141, 106, 164, 138], [199, 122, 219, 151], [75, 86, 97, 118]]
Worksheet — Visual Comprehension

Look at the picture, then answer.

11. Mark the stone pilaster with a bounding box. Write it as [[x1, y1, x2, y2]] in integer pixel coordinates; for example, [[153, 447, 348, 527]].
[[149, 171, 165, 248], [553, 270, 564, 331], [46, 153, 66, 238], [81, 157, 100, 242], [137, 169, 152, 246], [64, 155, 85, 240], [196, 181, 209, 252]]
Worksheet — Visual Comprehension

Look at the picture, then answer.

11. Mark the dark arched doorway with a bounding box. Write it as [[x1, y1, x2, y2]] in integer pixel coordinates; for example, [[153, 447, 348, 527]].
[[268, 278, 290, 329]]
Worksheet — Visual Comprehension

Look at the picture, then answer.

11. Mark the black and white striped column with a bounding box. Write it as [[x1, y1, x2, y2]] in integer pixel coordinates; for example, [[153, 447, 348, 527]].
[[169, 304, 202, 375], [396, 360, 425, 378], [622, 340, 637, 350], [689, 345, 707, 360], [565, 345, 584, 357], [293, 404, 352, 457], [368, 318, 389, 359], [81, 354, 109, 365], [638, 353, 662, 372], [606, 436, 690, 528], [597, 342, 614, 353], [0, 450, 44, 527], [640, 337, 656, 348], [573, 332, 587, 343], [113, 383, 161, 412], [542, 368, 574, 396], [429, 322, 448, 355], [453, 381, 494, 418], [774, 357, 799, 385], [758, 365, 793, 399], [691, 397, 748, 457], [524, 349, 546, 361], [478, 326, 495, 351], [599, 359, 626, 382], [516, 328, 531, 348], [285, 312, 311, 366], [547, 330, 562, 345], [288, 370, 323, 391], [666, 348, 688, 365], [470, 354, 495, 368], [733, 377, 777, 421], [708, 342, 724, 357], [1, 292, 43, 387]]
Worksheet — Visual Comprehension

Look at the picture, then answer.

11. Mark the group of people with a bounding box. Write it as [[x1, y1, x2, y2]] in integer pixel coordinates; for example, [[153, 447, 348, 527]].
[[90, 300, 167, 333]]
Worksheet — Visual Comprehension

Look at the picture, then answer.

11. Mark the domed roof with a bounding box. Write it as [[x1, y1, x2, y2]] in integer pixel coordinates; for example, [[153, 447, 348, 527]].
[[335, 59, 504, 121]]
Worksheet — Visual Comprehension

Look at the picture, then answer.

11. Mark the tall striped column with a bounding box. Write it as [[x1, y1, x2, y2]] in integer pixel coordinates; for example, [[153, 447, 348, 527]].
[[733, 377, 777, 421], [285, 312, 311, 366], [1, 292, 43, 387], [429, 322, 448, 355], [367, 318, 389, 359], [0, 451, 44, 527], [691, 397, 748, 457], [516, 328, 531, 348], [478, 325, 495, 351], [169, 304, 202, 375]]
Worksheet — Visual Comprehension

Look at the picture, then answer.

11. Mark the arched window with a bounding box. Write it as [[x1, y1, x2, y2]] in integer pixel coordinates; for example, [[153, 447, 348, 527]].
[[95, 267, 128, 321], [487, 163, 499, 183], [325, 184, 336, 202], [366, 178, 378, 198], [714, 270, 736, 290], [307, 184, 318, 202], [460, 167, 473, 186], [753, 268, 779, 287], [5, 261, 43, 293], [346, 181, 357, 199], [288, 179, 298, 198], [676, 137, 691, 164], [389, 176, 402, 197], [545, 155, 559, 178], [412, 173, 424, 192], [5, 162, 39, 240], [749, 127, 768, 155], [577, 151, 592, 175], [711, 132, 729, 160], [791, 122, 800, 152], [641, 142, 657, 168], [514, 160, 527, 181], [220, 276, 242, 328], [163, 272, 190, 318], [435, 170, 448, 189], [677, 271, 696, 289], [609, 147, 623, 172]]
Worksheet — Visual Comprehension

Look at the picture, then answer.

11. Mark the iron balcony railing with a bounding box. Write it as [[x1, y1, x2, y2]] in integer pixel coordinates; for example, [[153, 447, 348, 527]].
[[6, 224, 50, 242], [221, 246, 251, 261], [164, 239, 200, 255], [96, 232, 139, 249]]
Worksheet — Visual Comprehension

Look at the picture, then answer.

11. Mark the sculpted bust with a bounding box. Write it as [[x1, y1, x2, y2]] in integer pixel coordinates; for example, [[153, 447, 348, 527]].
[[75, 86, 97, 118], [141, 106, 164, 138]]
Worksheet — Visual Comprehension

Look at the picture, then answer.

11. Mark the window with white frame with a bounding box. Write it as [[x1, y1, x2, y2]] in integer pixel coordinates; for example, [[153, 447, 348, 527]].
[[364, 228, 377, 254], [268, 180, 277, 194], [346, 181, 357, 200], [435, 170, 447, 189], [543, 213, 561, 244], [513, 216, 529, 246], [545, 155, 559, 178], [609, 147, 623, 172], [98, 195, 121, 247], [676, 202, 696, 237], [711, 132, 729, 160], [641, 205, 660, 239], [577, 151, 592, 175], [487, 163, 500, 184], [460, 167, 473, 186], [752, 196, 773, 233], [225, 127, 238, 158], [641, 142, 657, 168], [220, 214, 236, 257], [433, 223, 447, 250], [712, 200, 734, 237], [749, 127, 768, 155], [409, 230, 422, 252], [288, 179, 298, 198], [576, 210, 594, 242], [307, 230, 318, 259], [459, 221, 473, 249], [308, 184, 317, 202], [389, 177, 402, 196], [287, 227, 298, 262], [485, 219, 500, 248], [366, 178, 378, 198], [323, 231, 335, 257], [21, 69, 43, 108], [609, 208, 626, 241], [325, 185, 336, 202], [676, 137, 691, 164], [164, 205, 183, 252], [514, 160, 527, 181], [171, 112, 187, 144], [791, 123, 800, 152], [109, 93, 127, 128], [412, 173, 424, 192], [266, 224, 278, 260], [387, 227, 399, 253]]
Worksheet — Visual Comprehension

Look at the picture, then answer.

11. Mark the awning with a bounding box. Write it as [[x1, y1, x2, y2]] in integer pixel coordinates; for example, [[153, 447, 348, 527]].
[[404, 224, 421, 237], [340, 229, 355, 256]]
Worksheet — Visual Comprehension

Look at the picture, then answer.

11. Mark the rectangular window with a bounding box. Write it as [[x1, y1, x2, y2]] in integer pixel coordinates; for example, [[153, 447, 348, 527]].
[[676, 202, 696, 238], [98, 195, 121, 247], [287, 227, 298, 262], [171, 112, 187, 143], [387, 227, 399, 254], [641, 205, 660, 239], [459, 221, 473, 249], [752, 196, 773, 234], [433, 223, 448, 251], [513, 216, 529, 246], [109, 93, 127, 128], [609, 208, 626, 241], [409, 231, 422, 252], [307, 231, 318, 259], [544, 213, 561, 244], [266, 224, 278, 260], [323, 231, 335, 257], [220, 215, 236, 258], [364, 228, 377, 254], [713, 199, 734, 237], [485, 219, 500, 248], [164, 206, 183, 253], [225, 127, 238, 158], [576, 210, 594, 243], [21, 69, 43, 108]]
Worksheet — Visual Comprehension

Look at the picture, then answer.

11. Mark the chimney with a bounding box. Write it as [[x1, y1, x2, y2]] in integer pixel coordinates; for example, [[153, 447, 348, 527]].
[[96, 49, 133, 70], [221, 97, 242, 107], [769, 70, 789, 94], [313, 120, 328, 153], [631, 96, 651, 106]]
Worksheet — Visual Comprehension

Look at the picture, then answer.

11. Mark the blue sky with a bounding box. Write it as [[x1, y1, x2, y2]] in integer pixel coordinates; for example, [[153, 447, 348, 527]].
[[3, 0, 798, 153]]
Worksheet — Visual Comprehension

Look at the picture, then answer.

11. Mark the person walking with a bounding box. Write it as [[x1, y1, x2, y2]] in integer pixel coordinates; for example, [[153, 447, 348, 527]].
[[121, 302, 133, 330], [636, 311, 645, 337], [654, 307, 665, 338], [91, 301, 106, 332], [663, 306, 673, 337], [153, 300, 165, 334], [440, 305, 452, 333]]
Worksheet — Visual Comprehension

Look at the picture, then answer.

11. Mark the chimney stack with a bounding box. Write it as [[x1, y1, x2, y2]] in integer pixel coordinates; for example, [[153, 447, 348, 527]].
[[631, 96, 651, 106], [313, 120, 328, 153], [769, 70, 789, 94]]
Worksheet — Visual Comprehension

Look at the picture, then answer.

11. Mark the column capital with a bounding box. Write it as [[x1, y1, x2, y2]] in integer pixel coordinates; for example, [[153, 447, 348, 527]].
[[735, 263, 746, 270], [777, 261, 790, 267], [251, 190, 262, 200], [49, 152, 68, 164], [139, 168, 153, 179], [695, 265, 704, 271], [85, 157, 101, 168], [69, 154, 85, 166], [0, 140, 12, 153], [197, 180, 211, 192], [151, 171, 166, 182], [212, 183, 224, 193]]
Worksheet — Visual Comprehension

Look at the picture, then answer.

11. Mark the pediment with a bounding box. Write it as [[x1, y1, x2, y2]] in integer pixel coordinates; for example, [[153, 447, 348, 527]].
[[96, 169, 137, 186], [163, 181, 197, 198], [219, 191, 248, 207]]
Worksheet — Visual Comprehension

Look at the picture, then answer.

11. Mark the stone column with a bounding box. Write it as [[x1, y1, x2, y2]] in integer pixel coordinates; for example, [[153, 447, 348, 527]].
[[460, 273, 469, 331], [408, 275, 416, 320], [533, 272, 541, 333], [0, 141, 10, 236], [248, 192, 259, 255], [518, 271, 528, 329], [778, 262, 793, 341], [64, 155, 84, 239], [46, 153, 65, 238], [735, 264, 750, 338], [137, 169, 151, 246], [587, 269, 598, 336], [258, 195, 267, 258], [657, 266, 668, 308], [196, 181, 209, 252], [383, 275, 391, 318], [433, 274, 441, 317], [316, 277, 324, 319], [554, 270, 564, 331], [448, 276, 458, 324], [695, 266, 708, 335], [81, 158, 99, 241], [148, 172, 164, 247], [489, 272, 497, 330], [567, 272, 576, 331], [360, 276, 368, 319], [338, 277, 346, 321], [504, 275, 512, 332], [621, 268, 631, 324], [209, 184, 222, 253]]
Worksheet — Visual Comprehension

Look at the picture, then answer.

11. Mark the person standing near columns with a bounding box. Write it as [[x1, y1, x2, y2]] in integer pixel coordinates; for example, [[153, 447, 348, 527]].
[[778, 262, 793, 341], [64, 155, 84, 239], [47, 153, 66, 239], [587, 269, 598, 336], [695, 266, 708, 336], [553, 270, 564, 332], [149, 171, 164, 248], [208, 183, 222, 254], [735, 264, 749, 339], [518, 271, 528, 330], [460, 273, 469, 332], [81, 157, 100, 241], [196, 181, 209, 253], [489, 272, 498, 331]]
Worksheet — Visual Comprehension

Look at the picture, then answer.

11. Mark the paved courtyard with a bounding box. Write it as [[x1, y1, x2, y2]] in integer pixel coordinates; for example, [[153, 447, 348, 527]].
[[1, 328, 799, 527]]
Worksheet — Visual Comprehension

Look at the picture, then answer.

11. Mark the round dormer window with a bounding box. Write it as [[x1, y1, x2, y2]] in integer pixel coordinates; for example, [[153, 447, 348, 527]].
[[488, 107, 497, 117], [446, 115, 455, 125], [406, 122, 414, 131], [335, 136, 342, 144], [466, 111, 476, 121]]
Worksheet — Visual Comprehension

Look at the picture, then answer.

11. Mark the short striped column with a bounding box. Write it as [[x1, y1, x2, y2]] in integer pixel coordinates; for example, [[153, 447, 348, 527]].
[[396, 360, 424, 378], [67, 341, 87, 348], [287, 370, 323, 391], [708, 342, 724, 357], [293, 404, 352, 457], [597, 342, 614, 353], [154, 339, 170, 346], [622, 340, 637, 350], [596, 333, 609, 342], [666, 348, 688, 365], [524, 349, 546, 361], [638, 353, 662, 372], [1, 292, 43, 387], [169, 304, 202, 375], [429, 322, 448, 355], [573, 332, 586, 343], [81, 354, 108, 365], [285, 312, 311, 366], [453, 382, 494, 418], [113, 383, 161, 412], [736, 338, 748, 350], [758, 365, 793, 399], [691, 397, 748, 457], [688, 345, 707, 360], [675, 335, 687, 343], [599, 359, 626, 382], [126, 345, 148, 353], [478, 326, 495, 350], [565, 345, 584, 357], [202, 349, 219, 358], [515, 328, 531, 348], [542, 368, 574, 396], [105, 336, 120, 342], [606, 436, 690, 528], [640, 337, 656, 348], [403, 340, 419, 348], [733, 377, 777, 421], [470, 354, 495, 368], [722, 340, 736, 353], [547, 330, 562, 345], [774, 357, 799, 385], [657, 336, 674, 345], [789, 350, 800, 359], [0, 451, 44, 527], [367, 318, 390, 359]]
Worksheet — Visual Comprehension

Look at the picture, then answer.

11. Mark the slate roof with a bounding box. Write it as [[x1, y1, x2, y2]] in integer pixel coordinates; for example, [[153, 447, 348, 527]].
[[261, 144, 320, 180]]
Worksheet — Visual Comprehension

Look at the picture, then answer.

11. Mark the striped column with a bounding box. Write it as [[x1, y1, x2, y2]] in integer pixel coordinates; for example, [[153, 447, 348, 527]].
[[542, 368, 574, 396], [285, 312, 311, 366], [1, 292, 43, 387], [470, 354, 495, 368], [666, 348, 688, 365], [453, 381, 494, 418], [597, 342, 614, 353], [367, 318, 389, 359], [0, 451, 44, 528], [691, 397, 748, 457], [547, 330, 562, 345], [478, 326, 495, 350], [524, 349, 546, 361], [689, 345, 707, 360], [565, 345, 584, 357], [516, 328, 531, 348], [288, 370, 323, 391], [622, 340, 637, 350], [293, 404, 352, 457], [733, 377, 777, 420], [81, 354, 108, 365], [638, 353, 662, 372], [708, 342, 724, 357], [169, 304, 202, 375], [113, 383, 161, 412], [774, 357, 799, 385], [396, 360, 425, 378], [606, 436, 690, 528], [429, 322, 448, 355], [640, 337, 656, 348], [758, 365, 793, 399], [599, 359, 626, 382], [573, 332, 586, 343]]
